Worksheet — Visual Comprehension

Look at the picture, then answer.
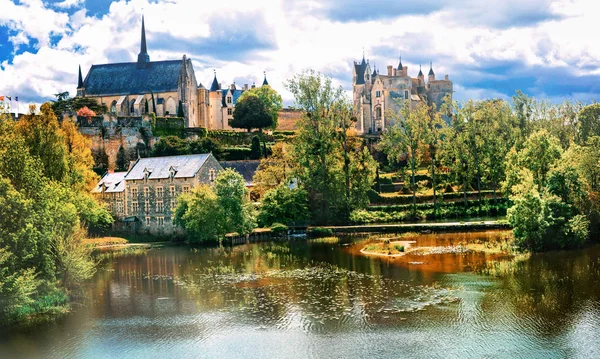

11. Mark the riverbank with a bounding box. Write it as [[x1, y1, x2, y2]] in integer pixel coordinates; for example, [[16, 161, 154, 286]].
[[319, 219, 509, 234]]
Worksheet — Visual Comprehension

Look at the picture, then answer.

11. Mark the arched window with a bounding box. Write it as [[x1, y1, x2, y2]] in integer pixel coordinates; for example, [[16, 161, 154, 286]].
[[121, 99, 129, 115], [130, 101, 136, 116], [166, 97, 176, 116], [110, 100, 117, 114], [375, 107, 382, 120]]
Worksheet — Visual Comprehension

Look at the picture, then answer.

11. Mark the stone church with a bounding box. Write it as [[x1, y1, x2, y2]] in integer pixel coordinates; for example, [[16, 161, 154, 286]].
[[77, 15, 271, 131], [352, 55, 453, 134], [78, 16, 200, 127]]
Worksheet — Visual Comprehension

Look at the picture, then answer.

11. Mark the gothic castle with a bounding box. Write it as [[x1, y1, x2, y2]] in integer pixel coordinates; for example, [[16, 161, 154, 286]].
[[352, 55, 453, 134]]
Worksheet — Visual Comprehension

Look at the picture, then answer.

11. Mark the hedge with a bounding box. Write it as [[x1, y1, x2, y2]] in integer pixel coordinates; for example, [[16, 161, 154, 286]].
[[152, 117, 185, 137]]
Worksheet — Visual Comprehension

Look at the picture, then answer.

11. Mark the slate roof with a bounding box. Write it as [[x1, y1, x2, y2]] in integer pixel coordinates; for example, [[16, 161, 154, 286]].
[[221, 89, 246, 107], [354, 60, 367, 85], [92, 172, 127, 194], [82, 60, 182, 96], [210, 74, 220, 91], [125, 154, 211, 180], [219, 160, 260, 187]]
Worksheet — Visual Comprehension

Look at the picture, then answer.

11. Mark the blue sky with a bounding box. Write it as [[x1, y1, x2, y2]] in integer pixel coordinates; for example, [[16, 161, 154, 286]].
[[0, 0, 599, 107]]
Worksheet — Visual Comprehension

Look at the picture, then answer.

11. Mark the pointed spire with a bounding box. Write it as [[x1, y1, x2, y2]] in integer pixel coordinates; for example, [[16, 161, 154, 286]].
[[397, 55, 403, 70], [372, 64, 377, 77], [418, 63, 424, 77], [428, 61, 435, 76], [262, 71, 269, 86], [210, 70, 219, 91], [137, 15, 150, 67], [77, 65, 83, 88]]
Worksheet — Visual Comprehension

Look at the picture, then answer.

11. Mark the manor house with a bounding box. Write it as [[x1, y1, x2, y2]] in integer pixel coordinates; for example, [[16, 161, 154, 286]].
[[76, 15, 271, 131], [93, 153, 223, 235], [352, 55, 453, 134]]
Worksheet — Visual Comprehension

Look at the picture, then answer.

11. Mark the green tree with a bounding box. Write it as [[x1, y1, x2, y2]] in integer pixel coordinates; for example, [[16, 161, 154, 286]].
[[231, 95, 273, 132], [380, 100, 428, 213], [257, 184, 310, 227], [250, 135, 262, 159], [116, 145, 128, 171], [238, 85, 283, 130], [177, 101, 185, 118], [577, 103, 600, 144], [174, 169, 256, 242]]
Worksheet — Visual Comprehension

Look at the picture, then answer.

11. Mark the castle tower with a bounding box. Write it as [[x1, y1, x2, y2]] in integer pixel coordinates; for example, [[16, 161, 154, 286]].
[[137, 15, 150, 68], [418, 64, 425, 82], [262, 71, 269, 86], [209, 71, 223, 129]]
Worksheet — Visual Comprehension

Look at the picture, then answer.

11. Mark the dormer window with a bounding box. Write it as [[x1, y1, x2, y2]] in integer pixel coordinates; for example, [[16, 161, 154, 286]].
[[169, 166, 178, 182], [227, 97, 232, 104], [143, 168, 153, 183]]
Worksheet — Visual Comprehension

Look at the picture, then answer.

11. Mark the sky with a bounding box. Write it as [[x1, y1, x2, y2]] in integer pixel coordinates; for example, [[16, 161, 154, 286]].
[[1, 0, 600, 108]]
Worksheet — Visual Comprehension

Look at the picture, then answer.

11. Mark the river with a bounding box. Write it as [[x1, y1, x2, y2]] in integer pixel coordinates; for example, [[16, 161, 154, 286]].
[[1, 231, 599, 358]]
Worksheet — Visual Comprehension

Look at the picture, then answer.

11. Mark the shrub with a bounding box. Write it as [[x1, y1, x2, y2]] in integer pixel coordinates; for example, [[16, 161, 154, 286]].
[[394, 244, 405, 252], [310, 227, 333, 238], [270, 223, 288, 233]]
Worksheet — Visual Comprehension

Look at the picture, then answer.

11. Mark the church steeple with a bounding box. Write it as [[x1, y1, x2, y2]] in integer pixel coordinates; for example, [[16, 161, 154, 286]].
[[77, 64, 85, 96], [262, 71, 269, 86], [77, 65, 83, 88], [137, 15, 150, 68]]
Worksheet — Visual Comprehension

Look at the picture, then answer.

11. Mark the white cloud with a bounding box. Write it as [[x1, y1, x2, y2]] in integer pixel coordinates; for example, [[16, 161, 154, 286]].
[[0, 0, 600, 106]]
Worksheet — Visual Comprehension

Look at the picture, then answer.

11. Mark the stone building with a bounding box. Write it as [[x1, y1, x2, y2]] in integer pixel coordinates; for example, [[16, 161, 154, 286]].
[[352, 55, 453, 134], [93, 153, 223, 235], [77, 16, 200, 127], [197, 72, 270, 130]]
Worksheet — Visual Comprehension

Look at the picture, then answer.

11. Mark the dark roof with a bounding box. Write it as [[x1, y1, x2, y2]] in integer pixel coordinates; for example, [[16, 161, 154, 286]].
[[83, 60, 182, 96], [397, 56, 403, 70], [221, 89, 246, 107], [210, 73, 219, 91], [78, 65, 83, 88], [125, 154, 212, 180], [262, 73, 269, 86], [355, 62, 367, 85], [428, 63, 435, 76], [418, 65, 424, 77], [219, 160, 260, 186]]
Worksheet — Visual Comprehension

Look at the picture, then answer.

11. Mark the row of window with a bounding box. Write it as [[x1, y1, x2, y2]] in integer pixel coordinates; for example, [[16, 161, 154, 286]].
[[130, 186, 189, 199], [131, 199, 177, 214], [375, 90, 410, 99], [145, 216, 171, 226]]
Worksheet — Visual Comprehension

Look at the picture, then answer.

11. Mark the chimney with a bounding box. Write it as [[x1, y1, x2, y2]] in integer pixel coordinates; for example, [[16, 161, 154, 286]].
[[244, 84, 248, 90], [445, 75, 449, 81], [230, 83, 235, 90], [387, 65, 393, 77], [403, 66, 408, 77], [393, 69, 397, 77]]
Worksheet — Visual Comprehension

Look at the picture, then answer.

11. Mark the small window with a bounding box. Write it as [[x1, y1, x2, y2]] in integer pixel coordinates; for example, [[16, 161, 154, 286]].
[[143, 187, 150, 198], [132, 201, 139, 213], [170, 199, 176, 210], [376, 91, 381, 98], [227, 108, 232, 115], [227, 97, 232, 104], [169, 186, 176, 197], [182, 186, 190, 194], [144, 199, 150, 214], [209, 169, 216, 182], [405, 90, 409, 100], [157, 217, 164, 226], [130, 187, 138, 198], [156, 187, 164, 198], [156, 201, 164, 212], [145, 217, 151, 226]]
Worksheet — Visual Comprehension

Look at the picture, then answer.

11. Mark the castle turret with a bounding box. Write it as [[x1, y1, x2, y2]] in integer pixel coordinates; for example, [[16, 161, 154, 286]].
[[210, 70, 219, 91], [137, 15, 150, 68], [428, 62, 435, 82], [262, 71, 269, 86], [418, 64, 424, 82]]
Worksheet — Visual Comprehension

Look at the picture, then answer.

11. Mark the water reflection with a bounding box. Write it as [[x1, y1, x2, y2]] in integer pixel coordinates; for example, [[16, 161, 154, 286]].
[[1, 232, 599, 358]]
